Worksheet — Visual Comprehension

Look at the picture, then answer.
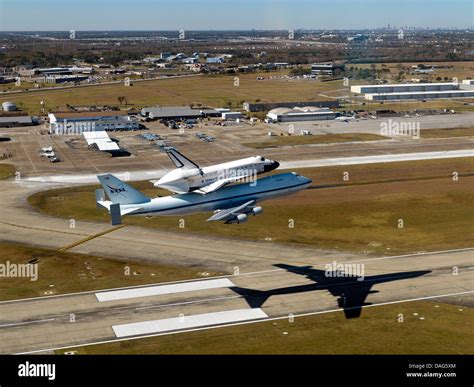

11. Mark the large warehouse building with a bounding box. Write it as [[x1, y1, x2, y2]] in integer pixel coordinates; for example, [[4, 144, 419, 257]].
[[0, 116, 38, 128], [243, 100, 339, 112], [351, 81, 474, 101], [266, 107, 336, 123], [351, 82, 459, 94], [365, 89, 474, 101], [311, 62, 345, 76], [49, 112, 140, 134], [141, 106, 220, 120]]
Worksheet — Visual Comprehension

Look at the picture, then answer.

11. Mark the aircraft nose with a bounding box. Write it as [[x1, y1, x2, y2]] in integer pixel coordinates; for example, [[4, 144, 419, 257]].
[[264, 160, 280, 172]]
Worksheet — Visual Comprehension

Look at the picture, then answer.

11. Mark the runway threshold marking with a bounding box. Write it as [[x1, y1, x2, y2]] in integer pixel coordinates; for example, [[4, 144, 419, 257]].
[[112, 308, 268, 338], [95, 278, 235, 302], [58, 224, 127, 252]]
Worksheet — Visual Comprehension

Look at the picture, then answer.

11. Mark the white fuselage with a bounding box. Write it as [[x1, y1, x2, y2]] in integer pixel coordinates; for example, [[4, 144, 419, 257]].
[[156, 156, 279, 193]]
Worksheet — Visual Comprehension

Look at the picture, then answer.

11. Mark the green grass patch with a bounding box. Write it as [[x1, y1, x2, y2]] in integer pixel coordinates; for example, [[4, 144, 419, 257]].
[[421, 127, 474, 139], [0, 164, 15, 180]]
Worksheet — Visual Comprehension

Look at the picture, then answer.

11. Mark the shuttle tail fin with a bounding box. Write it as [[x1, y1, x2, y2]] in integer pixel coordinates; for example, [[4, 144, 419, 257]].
[[167, 149, 200, 170]]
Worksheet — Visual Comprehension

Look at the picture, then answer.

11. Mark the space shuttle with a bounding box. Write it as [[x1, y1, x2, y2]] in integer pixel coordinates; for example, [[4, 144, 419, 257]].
[[154, 149, 280, 194]]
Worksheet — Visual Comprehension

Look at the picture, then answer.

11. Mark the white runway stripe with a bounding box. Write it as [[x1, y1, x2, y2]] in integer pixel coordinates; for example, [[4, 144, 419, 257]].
[[280, 149, 474, 169], [112, 308, 268, 337], [95, 278, 235, 302]]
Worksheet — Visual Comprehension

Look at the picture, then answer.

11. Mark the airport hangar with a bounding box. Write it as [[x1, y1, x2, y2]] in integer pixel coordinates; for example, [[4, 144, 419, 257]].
[[243, 100, 340, 112], [0, 116, 38, 128], [351, 81, 474, 101], [141, 106, 221, 120], [365, 89, 474, 101], [266, 106, 337, 122], [48, 112, 140, 134], [350, 82, 460, 94]]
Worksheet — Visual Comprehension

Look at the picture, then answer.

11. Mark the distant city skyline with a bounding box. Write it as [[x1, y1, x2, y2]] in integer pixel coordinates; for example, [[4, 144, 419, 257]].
[[0, 0, 472, 31]]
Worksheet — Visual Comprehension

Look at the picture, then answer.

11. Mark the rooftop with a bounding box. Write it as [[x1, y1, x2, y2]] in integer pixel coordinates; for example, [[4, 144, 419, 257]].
[[52, 111, 126, 119], [0, 116, 33, 123]]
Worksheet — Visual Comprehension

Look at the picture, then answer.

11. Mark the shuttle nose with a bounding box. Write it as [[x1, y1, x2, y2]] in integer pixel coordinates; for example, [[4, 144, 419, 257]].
[[264, 160, 280, 172]]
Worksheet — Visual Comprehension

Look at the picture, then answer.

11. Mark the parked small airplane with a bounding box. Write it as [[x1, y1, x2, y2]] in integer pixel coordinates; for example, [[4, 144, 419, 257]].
[[96, 172, 311, 225], [154, 149, 280, 194], [39, 150, 56, 158], [335, 115, 357, 123]]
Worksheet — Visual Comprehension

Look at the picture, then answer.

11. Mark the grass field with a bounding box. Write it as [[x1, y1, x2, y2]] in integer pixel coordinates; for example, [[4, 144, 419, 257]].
[[0, 242, 221, 301], [244, 133, 388, 148], [27, 158, 474, 255], [5, 61, 474, 115], [5, 72, 341, 115], [355, 61, 474, 83], [56, 300, 473, 354], [421, 127, 474, 138], [0, 164, 15, 180]]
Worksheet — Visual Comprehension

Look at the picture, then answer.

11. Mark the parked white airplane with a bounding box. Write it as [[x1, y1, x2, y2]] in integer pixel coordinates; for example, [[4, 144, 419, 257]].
[[154, 149, 280, 194], [335, 115, 357, 122], [39, 150, 56, 158], [96, 172, 311, 225]]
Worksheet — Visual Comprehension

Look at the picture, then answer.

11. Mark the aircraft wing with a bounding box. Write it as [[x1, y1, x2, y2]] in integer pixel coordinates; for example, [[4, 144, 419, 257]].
[[194, 175, 250, 195], [206, 200, 256, 222], [194, 180, 230, 195]]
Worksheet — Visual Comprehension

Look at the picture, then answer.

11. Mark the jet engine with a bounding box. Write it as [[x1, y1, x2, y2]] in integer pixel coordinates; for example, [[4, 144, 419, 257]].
[[226, 213, 248, 224]]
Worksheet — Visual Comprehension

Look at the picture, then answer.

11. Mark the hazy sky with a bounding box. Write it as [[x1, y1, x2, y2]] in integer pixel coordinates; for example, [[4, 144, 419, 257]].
[[0, 0, 472, 31]]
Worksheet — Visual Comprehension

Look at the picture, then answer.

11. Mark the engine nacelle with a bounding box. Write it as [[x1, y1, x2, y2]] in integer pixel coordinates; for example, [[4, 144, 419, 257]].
[[252, 206, 263, 216], [227, 213, 248, 224]]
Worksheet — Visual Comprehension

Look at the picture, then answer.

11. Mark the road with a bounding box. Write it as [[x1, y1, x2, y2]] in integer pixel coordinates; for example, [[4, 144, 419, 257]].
[[0, 248, 472, 354]]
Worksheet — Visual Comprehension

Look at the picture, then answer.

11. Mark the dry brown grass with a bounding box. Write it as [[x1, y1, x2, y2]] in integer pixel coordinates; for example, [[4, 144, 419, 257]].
[[27, 157, 474, 255]]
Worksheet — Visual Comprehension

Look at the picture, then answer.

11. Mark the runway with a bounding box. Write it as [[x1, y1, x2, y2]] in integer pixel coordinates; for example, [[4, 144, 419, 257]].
[[0, 248, 472, 354], [17, 148, 474, 185]]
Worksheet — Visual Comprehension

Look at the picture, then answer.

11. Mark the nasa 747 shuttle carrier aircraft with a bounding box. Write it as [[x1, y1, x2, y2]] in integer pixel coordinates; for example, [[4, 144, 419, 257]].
[[96, 172, 311, 225], [154, 149, 280, 194]]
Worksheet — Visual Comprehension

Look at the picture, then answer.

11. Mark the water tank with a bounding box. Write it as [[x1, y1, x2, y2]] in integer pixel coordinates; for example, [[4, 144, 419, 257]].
[[2, 102, 16, 112]]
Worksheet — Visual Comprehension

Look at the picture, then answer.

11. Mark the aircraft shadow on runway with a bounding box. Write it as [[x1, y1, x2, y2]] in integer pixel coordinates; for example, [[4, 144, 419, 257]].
[[231, 264, 431, 319]]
